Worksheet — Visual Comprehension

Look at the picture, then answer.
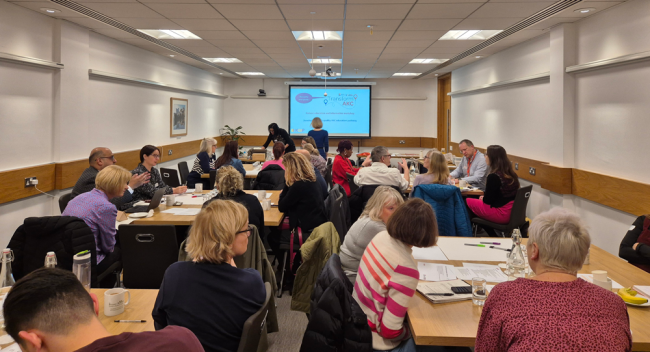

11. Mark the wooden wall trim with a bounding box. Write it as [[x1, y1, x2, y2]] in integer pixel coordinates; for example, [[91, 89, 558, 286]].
[[56, 149, 146, 190], [238, 135, 437, 149], [572, 169, 650, 217], [0, 164, 56, 204]]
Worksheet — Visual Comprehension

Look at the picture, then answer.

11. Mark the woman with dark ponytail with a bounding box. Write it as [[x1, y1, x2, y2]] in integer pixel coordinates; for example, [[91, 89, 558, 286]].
[[262, 123, 296, 153]]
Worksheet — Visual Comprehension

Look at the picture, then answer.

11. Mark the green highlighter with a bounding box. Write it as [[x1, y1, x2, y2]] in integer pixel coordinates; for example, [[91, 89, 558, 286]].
[[464, 244, 485, 247]]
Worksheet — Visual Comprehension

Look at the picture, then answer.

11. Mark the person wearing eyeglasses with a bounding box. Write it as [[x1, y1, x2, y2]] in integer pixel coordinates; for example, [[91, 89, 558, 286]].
[[153, 200, 265, 352], [123, 145, 187, 210], [70, 147, 150, 209], [354, 146, 410, 191]]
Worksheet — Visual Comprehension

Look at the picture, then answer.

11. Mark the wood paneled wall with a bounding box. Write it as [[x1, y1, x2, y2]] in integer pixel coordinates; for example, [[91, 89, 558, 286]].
[[238, 135, 437, 150], [0, 164, 56, 204]]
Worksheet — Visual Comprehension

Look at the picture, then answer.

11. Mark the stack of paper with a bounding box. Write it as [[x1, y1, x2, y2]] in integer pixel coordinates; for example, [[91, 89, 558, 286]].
[[174, 195, 207, 205], [417, 279, 473, 304], [451, 266, 509, 283], [412, 246, 448, 261], [161, 208, 202, 216], [418, 263, 456, 282]]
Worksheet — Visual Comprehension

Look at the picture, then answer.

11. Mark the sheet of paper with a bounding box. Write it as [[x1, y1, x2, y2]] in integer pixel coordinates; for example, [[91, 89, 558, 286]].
[[184, 189, 195, 194], [412, 246, 448, 261], [416, 279, 472, 303], [115, 219, 135, 227], [161, 208, 186, 214], [173, 208, 202, 216], [577, 274, 623, 289], [174, 195, 207, 205], [633, 285, 650, 298], [462, 263, 502, 270], [436, 237, 513, 262], [451, 266, 509, 283], [418, 263, 456, 281]]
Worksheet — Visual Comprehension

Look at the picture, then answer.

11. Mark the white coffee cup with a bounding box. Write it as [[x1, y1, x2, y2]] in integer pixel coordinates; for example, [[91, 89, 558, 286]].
[[459, 180, 468, 189], [164, 194, 176, 205], [262, 199, 271, 211], [104, 288, 130, 317], [258, 190, 267, 201], [195, 183, 204, 193]]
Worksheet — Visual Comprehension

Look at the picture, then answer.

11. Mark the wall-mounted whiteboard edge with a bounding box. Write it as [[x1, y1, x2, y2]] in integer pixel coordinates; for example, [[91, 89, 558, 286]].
[[88, 69, 228, 98], [0, 52, 64, 69], [448, 72, 550, 96], [373, 97, 427, 100], [230, 96, 288, 99], [566, 50, 650, 74], [284, 81, 376, 86]]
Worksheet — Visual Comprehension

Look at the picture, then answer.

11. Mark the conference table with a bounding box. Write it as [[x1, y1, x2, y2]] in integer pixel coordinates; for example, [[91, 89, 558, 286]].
[[201, 163, 260, 179], [131, 190, 284, 227], [407, 237, 650, 351]]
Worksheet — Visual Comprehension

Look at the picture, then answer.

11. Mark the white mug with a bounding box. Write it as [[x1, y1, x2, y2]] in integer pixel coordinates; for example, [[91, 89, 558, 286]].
[[262, 199, 271, 211], [258, 190, 267, 201], [164, 194, 176, 205], [195, 183, 204, 193], [459, 180, 468, 189], [104, 288, 130, 317]]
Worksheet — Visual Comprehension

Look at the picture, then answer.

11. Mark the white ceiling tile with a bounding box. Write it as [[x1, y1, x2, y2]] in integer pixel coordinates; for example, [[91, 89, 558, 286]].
[[391, 30, 445, 41], [419, 48, 463, 56], [414, 53, 452, 59], [286, 20, 343, 31], [554, 1, 623, 18], [385, 40, 434, 48], [400, 19, 462, 31], [263, 47, 304, 54], [190, 48, 232, 56], [382, 47, 422, 54], [242, 31, 295, 41], [269, 52, 304, 59], [205, 39, 258, 47], [278, 4, 345, 19], [498, 29, 546, 42], [345, 40, 389, 48], [114, 18, 186, 29], [345, 20, 402, 31], [418, 0, 485, 2], [190, 31, 248, 40], [206, 0, 276, 3], [162, 39, 217, 49], [65, 0, 136, 2], [452, 17, 522, 30], [255, 40, 301, 49], [469, 2, 555, 18], [63, 18, 113, 29], [220, 47, 266, 54], [213, 4, 284, 20], [397, 66, 429, 73], [171, 19, 237, 30], [10, 2, 86, 17], [407, 3, 483, 19], [278, 0, 343, 4], [236, 53, 276, 59], [230, 20, 289, 31], [344, 30, 393, 41], [138, 0, 206, 3], [79, 3, 165, 18], [525, 16, 581, 30], [346, 4, 413, 20], [345, 47, 383, 54], [143, 4, 223, 19]]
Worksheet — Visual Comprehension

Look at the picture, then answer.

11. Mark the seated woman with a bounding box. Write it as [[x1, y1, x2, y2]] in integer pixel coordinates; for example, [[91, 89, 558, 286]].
[[340, 186, 404, 282], [204, 166, 264, 234], [476, 208, 631, 352], [152, 200, 266, 352], [123, 145, 187, 210], [216, 140, 246, 177], [261, 142, 285, 170], [62, 165, 131, 287], [353, 199, 439, 352], [186, 138, 217, 188], [301, 136, 318, 150], [303, 143, 327, 177], [466, 145, 519, 232], [619, 215, 650, 272], [412, 150, 454, 190], [332, 140, 360, 197]]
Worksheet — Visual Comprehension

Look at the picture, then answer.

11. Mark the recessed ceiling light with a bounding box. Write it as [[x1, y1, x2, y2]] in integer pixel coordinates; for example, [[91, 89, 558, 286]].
[[138, 29, 201, 40], [40, 8, 60, 13], [574, 8, 596, 13], [293, 31, 343, 41], [393, 73, 419, 76], [219, 73, 223, 75], [410, 59, 448, 64], [169, 55, 175, 57], [204, 58, 242, 63], [434, 74, 439, 76], [475, 56, 483, 59], [236, 72, 265, 76], [439, 30, 502, 40], [308, 59, 342, 64]]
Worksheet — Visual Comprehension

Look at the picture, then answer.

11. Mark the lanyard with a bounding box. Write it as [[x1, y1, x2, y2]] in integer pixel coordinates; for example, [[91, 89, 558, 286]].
[[466, 151, 477, 175]]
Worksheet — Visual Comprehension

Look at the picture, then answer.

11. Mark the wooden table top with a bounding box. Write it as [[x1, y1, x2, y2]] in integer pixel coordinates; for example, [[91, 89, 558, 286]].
[[132, 190, 284, 227], [407, 239, 650, 350], [94, 288, 158, 335], [402, 175, 483, 196], [201, 164, 258, 179]]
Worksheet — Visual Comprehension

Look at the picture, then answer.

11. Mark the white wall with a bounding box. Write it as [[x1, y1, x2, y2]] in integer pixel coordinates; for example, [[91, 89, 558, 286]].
[[0, 0, 224, 249]]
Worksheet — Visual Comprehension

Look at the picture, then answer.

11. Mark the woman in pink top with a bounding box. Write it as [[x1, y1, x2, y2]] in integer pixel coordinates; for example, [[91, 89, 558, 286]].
[[476, 208, 632, 352], [261, 142, 285, 170]]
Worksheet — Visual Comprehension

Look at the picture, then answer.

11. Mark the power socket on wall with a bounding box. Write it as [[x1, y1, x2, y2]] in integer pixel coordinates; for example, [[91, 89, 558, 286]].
[[529, 167, 536, 175], [514, 162, 518, 170], [24, 177, 38, 187]]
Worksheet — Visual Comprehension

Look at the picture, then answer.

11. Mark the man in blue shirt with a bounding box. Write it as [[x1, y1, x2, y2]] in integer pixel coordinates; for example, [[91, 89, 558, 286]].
[[450, 139, 488, 190]]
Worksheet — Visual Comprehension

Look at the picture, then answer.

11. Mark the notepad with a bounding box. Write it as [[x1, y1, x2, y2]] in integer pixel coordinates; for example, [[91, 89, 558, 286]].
[[417, 279, 472, 304], [633, 285, 650, 298], [418, 263, 456, 282]]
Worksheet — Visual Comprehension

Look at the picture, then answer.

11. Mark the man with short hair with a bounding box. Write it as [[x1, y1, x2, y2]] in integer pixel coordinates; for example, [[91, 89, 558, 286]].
[[3, 268, 204, 352], [450, 139, 488, 190], [71, 147, 149, 209], [354, 146, 409, 191]]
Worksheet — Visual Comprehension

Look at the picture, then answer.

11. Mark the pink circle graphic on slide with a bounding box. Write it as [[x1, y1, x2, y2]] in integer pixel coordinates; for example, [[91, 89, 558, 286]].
[[295, 93, 314, 103]]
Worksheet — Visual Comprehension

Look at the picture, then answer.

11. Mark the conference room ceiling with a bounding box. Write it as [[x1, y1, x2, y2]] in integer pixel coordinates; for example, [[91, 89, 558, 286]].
[[14, 0, 625, 79]]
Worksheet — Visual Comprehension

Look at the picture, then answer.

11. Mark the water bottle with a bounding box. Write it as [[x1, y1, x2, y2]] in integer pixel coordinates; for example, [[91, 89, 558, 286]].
[[507, 229, 526, 280], [409, 163, 416, 183], [0, 249, 15, 288], [73, 250, 92, 291], [44, 252, 57, 268]]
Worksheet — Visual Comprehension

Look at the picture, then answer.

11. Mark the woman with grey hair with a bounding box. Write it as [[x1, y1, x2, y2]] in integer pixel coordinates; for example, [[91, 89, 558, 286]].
[[340, 186, 405, 282], [475, 208, 632, 352], [186, 137, 217, 188]]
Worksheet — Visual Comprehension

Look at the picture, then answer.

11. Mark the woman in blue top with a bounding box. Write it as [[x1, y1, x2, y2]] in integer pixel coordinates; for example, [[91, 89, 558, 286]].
[[186, 138, 217, 188], [215, 140, 246, 178], [307, 117, 329, 160]]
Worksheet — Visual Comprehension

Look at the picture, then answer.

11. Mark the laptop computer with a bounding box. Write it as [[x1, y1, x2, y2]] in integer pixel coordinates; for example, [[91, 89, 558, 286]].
[[124, 188, 166, 213]]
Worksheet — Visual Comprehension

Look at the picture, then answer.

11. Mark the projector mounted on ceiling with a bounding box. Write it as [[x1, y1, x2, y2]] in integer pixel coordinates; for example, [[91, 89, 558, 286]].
[[317, 67, 340, 79]]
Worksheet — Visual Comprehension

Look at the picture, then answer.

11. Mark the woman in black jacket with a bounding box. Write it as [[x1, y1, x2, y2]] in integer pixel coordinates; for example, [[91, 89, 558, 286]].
[[262, 123, 296, 153], [619, 215, 650, 273]]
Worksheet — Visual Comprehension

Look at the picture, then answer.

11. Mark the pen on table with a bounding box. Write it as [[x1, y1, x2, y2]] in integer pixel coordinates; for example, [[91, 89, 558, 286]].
[[114, 320, 147, 323], [464, 244, 485, 247], [426, 293, 454, 296], [481, 242, 501, 245], [490, 246, 511, 251]]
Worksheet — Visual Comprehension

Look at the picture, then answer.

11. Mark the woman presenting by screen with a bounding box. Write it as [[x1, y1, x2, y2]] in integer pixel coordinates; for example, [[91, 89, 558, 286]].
[[263, 123, 296, 153], [307, 117, 329, 160]]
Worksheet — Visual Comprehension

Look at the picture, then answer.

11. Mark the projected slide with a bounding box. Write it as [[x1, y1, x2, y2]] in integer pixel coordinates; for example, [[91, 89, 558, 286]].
[[289, 85, 371, 138]]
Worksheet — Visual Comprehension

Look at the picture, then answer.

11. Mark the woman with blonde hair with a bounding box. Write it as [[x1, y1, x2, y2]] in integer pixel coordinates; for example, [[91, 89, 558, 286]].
[[308, 117, 329, 159], [153, 200, 266, 352], [303, 143, 327, 176], [412, 150, 453, 189], [340, 186, 405, 282], [186, 137, 218, 188], [62, 165, 131, 287], [203, 165, 264, 233]]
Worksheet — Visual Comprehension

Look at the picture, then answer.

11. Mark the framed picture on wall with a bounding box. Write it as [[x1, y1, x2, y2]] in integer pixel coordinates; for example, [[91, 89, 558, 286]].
[[170, 98, 188, 137]]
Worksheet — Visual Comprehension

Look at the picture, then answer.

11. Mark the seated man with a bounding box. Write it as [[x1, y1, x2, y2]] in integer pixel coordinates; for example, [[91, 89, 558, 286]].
[[71, 147, 149, 209], [354, 146, 409, 191], [450, 139, 488, 190], [4, 268, 204, 352]]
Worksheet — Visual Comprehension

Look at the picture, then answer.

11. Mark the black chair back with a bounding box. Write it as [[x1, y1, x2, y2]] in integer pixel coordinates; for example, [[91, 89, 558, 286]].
[[59, 193, 72, 213], [346, 173, 359, 194], [507, 185, 533, 228], [160, 168, 180, 187], [328, 192, 346, 243], [326, 157, 332, 166], [178, 161, 190, 185], [325, 162, 333, 189], [208, 170, 217, 190], [118, 225, 178, 289], [237, 282, 272, 352]]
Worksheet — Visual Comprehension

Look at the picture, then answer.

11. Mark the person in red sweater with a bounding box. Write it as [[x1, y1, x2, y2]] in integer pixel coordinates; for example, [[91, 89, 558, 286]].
[[332, 140, 360, 196]]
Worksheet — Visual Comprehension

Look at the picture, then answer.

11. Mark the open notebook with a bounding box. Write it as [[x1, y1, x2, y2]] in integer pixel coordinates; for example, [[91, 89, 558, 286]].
[[417, 279, 473, 304]]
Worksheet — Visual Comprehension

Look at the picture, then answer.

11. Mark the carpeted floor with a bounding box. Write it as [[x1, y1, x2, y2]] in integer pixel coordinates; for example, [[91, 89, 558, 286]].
[[267, 291, 308, 352]]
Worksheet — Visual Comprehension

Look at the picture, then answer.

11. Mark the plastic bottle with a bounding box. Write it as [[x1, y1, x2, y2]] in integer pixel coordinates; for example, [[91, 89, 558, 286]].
[[0, 249, 16, 288], [73, 250, 92, 291], [44, 251, 57, 268]]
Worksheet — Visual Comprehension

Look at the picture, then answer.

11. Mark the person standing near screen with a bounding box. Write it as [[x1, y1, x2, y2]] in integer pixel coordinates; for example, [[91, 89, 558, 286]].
[[263, 123, 296, 153], [308, 117, 329, 160]]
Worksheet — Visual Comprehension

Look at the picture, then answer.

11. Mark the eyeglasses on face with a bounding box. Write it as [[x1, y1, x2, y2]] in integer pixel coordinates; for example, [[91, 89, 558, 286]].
[[100, 155, 116, 161], [150, 154, 161, 159], [235, 225, 253, 236]]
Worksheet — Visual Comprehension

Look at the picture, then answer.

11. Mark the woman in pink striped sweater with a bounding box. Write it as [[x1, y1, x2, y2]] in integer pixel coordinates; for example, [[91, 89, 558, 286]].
[[352, 198, 442, 352]]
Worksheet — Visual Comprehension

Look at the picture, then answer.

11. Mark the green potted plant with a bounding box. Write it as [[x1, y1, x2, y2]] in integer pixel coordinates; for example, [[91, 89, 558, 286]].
[[220, 125, 246, 156]]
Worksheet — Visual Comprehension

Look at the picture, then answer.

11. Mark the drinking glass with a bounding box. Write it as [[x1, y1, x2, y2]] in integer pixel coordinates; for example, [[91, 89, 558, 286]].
[[472, 277, 487, 306]]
